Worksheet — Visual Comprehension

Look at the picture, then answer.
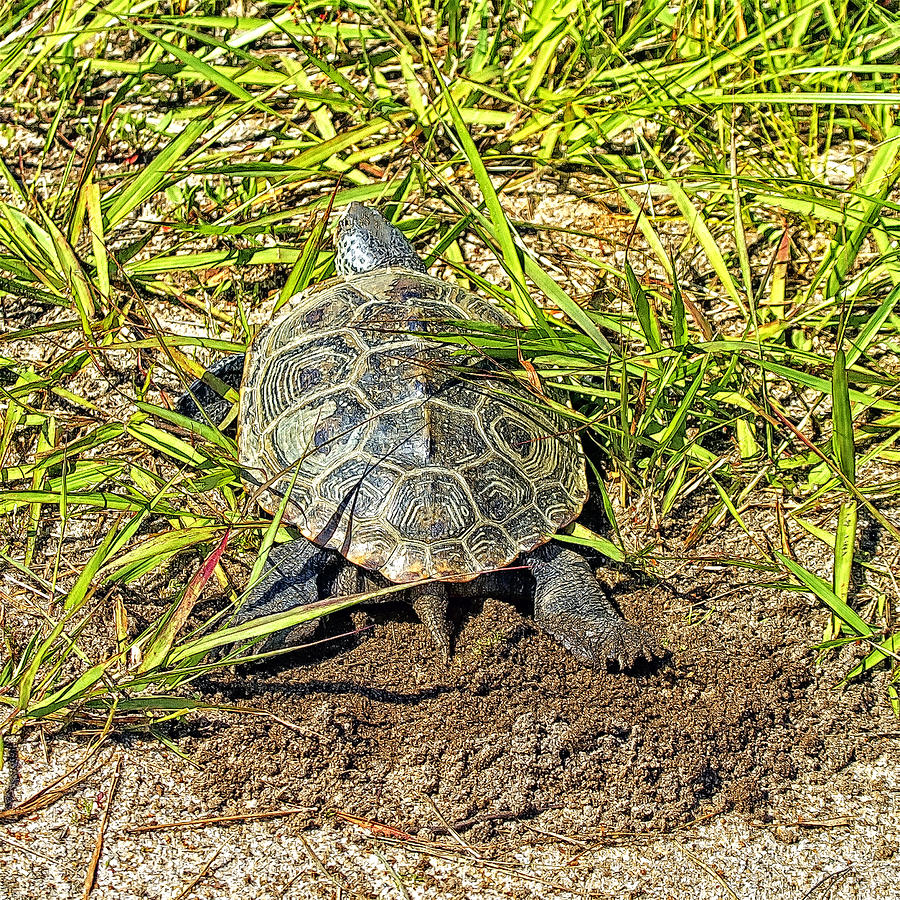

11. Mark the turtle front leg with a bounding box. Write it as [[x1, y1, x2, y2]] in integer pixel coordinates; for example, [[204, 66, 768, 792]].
[[236, 538, 338, 649], [176, 353, 246, 426], [523, 543, 661, 668]]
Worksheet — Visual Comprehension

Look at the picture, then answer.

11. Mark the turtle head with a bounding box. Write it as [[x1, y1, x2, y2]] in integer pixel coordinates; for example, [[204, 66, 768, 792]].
[[335, 202, 427, 276]]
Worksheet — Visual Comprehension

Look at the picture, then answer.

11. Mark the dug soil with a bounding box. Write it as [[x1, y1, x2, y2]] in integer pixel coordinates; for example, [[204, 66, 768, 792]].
[[183, 504, 889, 844]]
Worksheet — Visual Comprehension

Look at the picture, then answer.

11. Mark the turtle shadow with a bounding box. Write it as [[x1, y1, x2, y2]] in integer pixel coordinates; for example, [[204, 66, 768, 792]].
[[198, 674, 457, 706]]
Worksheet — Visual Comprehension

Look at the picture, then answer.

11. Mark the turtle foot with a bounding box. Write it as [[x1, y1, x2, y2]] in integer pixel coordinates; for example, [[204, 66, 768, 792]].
[[539, 613, 663, 670]]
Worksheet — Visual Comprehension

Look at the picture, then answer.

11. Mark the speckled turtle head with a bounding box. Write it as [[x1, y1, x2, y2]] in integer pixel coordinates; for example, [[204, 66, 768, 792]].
[[335, 202, 427, 276]]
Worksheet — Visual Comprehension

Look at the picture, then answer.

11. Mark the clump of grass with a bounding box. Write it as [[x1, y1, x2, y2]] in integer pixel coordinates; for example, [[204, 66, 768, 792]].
[[0, 0, 898, 744]]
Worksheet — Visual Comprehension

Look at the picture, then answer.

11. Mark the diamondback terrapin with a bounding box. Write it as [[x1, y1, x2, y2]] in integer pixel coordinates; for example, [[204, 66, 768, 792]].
[[179, 202, 657, 666]]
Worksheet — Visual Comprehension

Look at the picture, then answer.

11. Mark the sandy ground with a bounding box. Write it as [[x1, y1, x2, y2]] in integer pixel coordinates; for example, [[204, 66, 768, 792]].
[[1, 728, 898, 900], [3, 514, 900, 900]]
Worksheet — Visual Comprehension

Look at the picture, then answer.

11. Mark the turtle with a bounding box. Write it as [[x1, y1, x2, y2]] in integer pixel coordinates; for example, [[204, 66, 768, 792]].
[[178, 202, 658, 667]]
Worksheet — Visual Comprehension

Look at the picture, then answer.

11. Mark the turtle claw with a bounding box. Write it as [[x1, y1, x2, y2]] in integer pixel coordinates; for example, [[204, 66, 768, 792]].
[[541, 614, 663, 670]]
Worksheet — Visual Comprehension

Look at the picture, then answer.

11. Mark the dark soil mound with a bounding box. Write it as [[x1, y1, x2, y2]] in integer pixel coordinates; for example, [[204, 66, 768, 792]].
[[186, 559, 876, 843]]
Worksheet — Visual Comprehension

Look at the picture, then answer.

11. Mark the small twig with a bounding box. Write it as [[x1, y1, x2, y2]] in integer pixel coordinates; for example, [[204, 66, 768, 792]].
[[370, 843, 414, 900], [439, 810, 522, 833], [223, 706, 310, 734], [752, 816, 854, 829], [674, 810, 720, 831], [677, 842, 742, 900], [519, 823, 592, 848], [298, 833, 353, 894], [800, 866, 853, 900], [419, 793, 481, 860], [172, 844, 226, 900], [83, 753, 123, 900], [376, 835, 597, 897], [0, 832, 76, 871], [125, 807, 311, 834], [334, 810, 413, 840], [564, 827, 655, 865]]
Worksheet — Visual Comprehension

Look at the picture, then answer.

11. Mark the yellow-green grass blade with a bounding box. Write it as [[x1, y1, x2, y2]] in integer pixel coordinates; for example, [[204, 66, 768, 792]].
[[829, 349, 858, 639], [558, 523, 627, 565], [166, 581, 413, 664], [843, 633, 900, 683], [423, 46, 535, 324], [125, 20, 278, 115], [844, 283, 900, 369], [103, 117, 211, 231], [101, 526, 230, 585], [16, 515, 126, 710], [127, 420, 220, 469], [639, 138, 745, 314], [141, 402, 238, 456], [25, 654, 125, 720], [84, 175, 109, 300], [275, 211, 330, 313], [245, 463, 306, 596], [832, 350, 856, 483], [626, 262, 662, 355]]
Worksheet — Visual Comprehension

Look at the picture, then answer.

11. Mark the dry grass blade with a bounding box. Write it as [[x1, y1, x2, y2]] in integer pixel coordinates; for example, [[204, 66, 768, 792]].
[[0, 707, 115, 820], [375, 834, 602, 896], [676, 841, 743, 900], [81, 753, 122, 900], [297, 833, 354, 894], [171, 845, 226, 900], [125, 807, 311, 834]]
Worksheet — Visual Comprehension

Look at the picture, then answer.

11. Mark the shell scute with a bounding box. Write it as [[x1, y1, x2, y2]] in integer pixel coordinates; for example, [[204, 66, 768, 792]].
[[462, 456, 533, 524], [386, 469, 476, 542]]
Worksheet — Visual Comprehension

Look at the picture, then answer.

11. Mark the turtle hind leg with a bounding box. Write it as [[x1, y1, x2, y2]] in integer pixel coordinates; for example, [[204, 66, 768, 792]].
[[235, 538, 337, 650], [524, 543, 662, 669], [176, 353, 245, 426]]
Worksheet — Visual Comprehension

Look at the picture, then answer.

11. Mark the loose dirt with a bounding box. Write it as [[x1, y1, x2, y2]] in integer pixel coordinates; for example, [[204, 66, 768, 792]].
[[181, 501, 893, 846]]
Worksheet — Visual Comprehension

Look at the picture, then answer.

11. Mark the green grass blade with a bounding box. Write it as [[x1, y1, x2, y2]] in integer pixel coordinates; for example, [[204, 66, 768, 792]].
[[423, 47, 534, 323], [776, 552, 873, 638], [104, 118, 210, 230], [832, 350, 856, 483]]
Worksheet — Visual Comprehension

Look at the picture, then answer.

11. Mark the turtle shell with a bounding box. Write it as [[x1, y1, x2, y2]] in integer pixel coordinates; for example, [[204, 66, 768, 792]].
[[239, 268, 588, 583]]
